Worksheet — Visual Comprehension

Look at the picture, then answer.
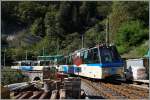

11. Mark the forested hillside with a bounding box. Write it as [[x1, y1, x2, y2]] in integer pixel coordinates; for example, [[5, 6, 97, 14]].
[[1, 1, 149, 65]]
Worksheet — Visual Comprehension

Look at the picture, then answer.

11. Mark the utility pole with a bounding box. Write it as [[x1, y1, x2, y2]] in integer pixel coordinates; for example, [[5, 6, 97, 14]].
[[81, 34, 84, 48], [43, 47, 44, 56], [57, 38, 59, 55], [106, 18, 109, 46], [43, 47, 46, 66], [25, 50, 27, 62], [4, 48, 6, 67]]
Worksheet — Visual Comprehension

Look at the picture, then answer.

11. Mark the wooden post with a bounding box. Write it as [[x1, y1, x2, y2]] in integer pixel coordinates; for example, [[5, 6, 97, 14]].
[[106, 18, 109, 46]]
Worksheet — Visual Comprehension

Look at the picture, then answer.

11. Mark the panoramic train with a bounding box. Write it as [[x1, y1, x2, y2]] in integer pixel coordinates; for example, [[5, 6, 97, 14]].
[[58, 44, 124, 79], [58, 55, 78, 74], [11, 60, 48, 71], [11, 55, 64, 71]]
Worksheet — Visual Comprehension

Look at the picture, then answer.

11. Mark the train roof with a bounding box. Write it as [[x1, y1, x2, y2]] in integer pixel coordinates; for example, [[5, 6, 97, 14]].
[[38, 55, 63, 58], [13, 60, 33, 63], [71, 44, 116, 55], [37, 55, 64, 61], [60, 44, 117, 58]]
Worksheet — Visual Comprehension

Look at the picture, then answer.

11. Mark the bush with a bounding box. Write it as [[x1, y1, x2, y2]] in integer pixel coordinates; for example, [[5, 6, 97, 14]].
[[117, 45, 128, 54], [1, 67, 29, 85], [115, 20, 148, 54]]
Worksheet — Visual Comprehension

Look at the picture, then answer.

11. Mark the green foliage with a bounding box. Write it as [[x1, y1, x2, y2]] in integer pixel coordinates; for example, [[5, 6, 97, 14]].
[[116, 20, 148, 46], [1, 67, 29, 85], [97, 1, 112, 18], [123, 1, 149, 26], [122, 41, 148, 58], [117, 45, 129, 54], [109, 1, 130, 43], [45, 11, 58, 37], [65, 32, 81, 52], [84, 25, 105, 48], [115, 20, 148, 54], [30, 18, 45, 37], [1, 1, 18, 22], [109, 1, 148, 43], [1, 1, 149, 63], [34, 36, 59, 56], [17, 1, 46, 24]]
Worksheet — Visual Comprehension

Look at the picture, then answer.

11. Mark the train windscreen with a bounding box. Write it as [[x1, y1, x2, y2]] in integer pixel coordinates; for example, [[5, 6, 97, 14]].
[[100, 46, 121, 63]]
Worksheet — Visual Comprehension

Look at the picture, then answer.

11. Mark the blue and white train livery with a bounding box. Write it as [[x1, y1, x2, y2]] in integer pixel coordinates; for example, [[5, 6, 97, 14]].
[[59, 44, 124, 79]]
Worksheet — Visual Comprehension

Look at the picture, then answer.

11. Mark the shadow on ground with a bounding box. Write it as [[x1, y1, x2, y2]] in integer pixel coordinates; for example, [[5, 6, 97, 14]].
[[87, 95, 105, 99]]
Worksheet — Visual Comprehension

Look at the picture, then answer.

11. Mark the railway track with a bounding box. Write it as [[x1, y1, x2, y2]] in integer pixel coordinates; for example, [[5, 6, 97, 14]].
[[81, 78, 149, 99]]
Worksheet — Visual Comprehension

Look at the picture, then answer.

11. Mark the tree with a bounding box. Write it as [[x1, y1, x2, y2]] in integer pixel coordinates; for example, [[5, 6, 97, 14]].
[[44, 10, 57, 38], [109, 1, 129, 43], [115, 20, 148, 54], [123, 1, 149, 27], [2, 67, 29, 85], [84, 25, 105, 48], [97, 1, 112, 19], [57, 2, 73, 33], [61, 32, 81, 54], [17, 1, 46, 25], [1, 1, 18, 22], [30, 18, 45, 37], [1, 1, 149, 63]]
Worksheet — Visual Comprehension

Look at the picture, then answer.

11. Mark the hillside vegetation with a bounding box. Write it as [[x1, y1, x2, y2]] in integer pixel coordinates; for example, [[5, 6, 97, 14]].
[[1, 1, 149, 65]]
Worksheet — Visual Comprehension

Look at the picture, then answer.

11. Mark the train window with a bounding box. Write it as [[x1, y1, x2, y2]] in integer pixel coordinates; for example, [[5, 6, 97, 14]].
[[100, 48, 113, 63], [68, 56, 72, 64], [92, 48, 99, 63], [40, 61, 50, 66], [21, 62, 31, 66], [84, 51, 88, 59], [83, 48, 99, 64], [66, 57, 68, 64], [65, 56, 72, 65], [80, 52, 84, 64], [58, 58, 65, 65], [32, 62, 38, 66], [71, 48, 99, 64], [84, 50, 92, 64], [110, 46, 121, 61]]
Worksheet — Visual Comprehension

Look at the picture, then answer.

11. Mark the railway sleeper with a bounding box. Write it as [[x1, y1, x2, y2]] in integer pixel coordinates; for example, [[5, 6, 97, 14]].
[[93, 83, 125, 99], [102, 84, 141, 99], [84, 80, 125, 99], [81, 79, 147, 99], [112, 85, 149, 98], [105, 83, 148, 96]]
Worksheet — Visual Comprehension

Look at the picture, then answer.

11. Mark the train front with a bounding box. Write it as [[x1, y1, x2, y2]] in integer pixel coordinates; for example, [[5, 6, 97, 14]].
[[99, 45, 124, 79]]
